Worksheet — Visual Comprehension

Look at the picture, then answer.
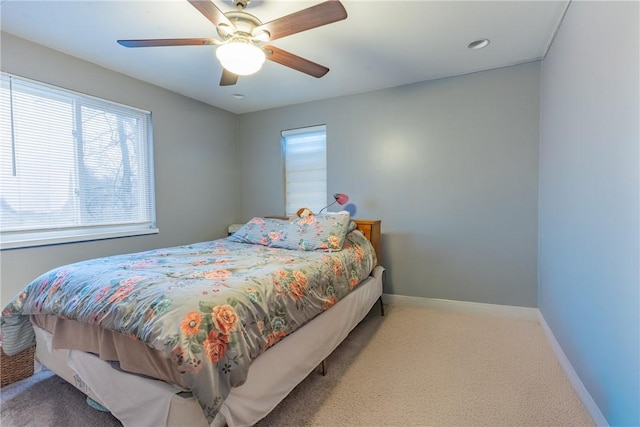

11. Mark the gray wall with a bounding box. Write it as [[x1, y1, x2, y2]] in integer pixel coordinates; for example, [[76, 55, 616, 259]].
[[539, 2, 639, 426], [238, 62, 540, 307], [0, 33, 240, 308]]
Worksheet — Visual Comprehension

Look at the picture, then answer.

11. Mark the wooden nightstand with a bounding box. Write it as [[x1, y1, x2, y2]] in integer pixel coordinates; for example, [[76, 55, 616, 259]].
[[353, 220, 381, 263]]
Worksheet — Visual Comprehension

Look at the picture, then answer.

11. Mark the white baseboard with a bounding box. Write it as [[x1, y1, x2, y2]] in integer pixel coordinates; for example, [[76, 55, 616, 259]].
[[381, 293, 607, 426], [538, 312, 609, 427], [381, 293, 539, 321]]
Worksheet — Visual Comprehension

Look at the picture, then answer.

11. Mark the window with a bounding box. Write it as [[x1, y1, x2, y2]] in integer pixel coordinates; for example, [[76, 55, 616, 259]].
[[0, 73, 157, 249], [282, 125, 327, 216]]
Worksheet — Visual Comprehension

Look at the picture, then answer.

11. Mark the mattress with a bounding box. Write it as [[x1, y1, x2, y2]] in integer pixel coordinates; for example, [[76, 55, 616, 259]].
[[33, 265, 385, 427]]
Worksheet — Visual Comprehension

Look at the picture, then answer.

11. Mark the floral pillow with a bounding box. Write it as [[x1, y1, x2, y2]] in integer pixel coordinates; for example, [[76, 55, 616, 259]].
[[280, 211, 351, 251], [227, 217, 290, 246], [228, 212, 351, 251]]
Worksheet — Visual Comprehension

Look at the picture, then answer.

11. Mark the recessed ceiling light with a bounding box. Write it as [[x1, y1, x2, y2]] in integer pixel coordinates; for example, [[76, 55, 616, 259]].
[[232, 94, 245, 99], [468, 38, 490, 50]]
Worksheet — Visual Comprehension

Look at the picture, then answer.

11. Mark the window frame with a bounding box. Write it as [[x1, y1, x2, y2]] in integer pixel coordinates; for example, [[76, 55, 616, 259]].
[[0, 72, 158, 250]]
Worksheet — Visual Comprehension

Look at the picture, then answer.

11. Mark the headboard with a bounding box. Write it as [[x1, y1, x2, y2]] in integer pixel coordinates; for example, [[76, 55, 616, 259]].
[[352, 220, 381, 265]]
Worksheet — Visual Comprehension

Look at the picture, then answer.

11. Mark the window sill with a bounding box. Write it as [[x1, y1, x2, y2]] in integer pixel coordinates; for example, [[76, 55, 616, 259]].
[[1, 227, 159, 250]]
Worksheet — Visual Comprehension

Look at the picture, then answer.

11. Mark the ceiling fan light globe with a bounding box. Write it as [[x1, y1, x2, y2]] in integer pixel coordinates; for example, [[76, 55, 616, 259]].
[[216, 41, 265, 76]]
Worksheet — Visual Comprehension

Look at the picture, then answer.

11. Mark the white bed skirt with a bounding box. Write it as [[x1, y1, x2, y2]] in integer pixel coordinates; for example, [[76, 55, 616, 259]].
[[34, 265, 385, 427]]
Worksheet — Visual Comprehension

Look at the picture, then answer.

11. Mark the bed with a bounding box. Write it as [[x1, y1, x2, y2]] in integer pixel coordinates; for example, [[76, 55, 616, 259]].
[[1, 214, 383, 427]]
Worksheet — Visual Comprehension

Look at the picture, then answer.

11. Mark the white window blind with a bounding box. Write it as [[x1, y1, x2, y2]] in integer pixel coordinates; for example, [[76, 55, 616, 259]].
[[282, 125, 327, 216], [0, 73, 157, 249]]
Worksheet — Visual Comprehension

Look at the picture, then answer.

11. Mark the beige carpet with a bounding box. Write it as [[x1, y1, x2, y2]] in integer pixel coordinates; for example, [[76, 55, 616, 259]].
[[256, 305, 595, 427], [1, 305, 595, 427]]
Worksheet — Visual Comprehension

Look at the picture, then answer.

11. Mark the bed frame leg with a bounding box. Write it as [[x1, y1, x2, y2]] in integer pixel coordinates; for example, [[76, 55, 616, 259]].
[[318, 296, 384, 378]]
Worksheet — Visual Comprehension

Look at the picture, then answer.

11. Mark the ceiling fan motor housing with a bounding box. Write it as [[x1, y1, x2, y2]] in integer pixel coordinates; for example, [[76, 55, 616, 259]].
[[218, 10, 267, 42]]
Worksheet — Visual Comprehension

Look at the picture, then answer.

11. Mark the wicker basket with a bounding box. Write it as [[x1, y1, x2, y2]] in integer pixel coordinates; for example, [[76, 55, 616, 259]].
[[0, 345, 36, 387]]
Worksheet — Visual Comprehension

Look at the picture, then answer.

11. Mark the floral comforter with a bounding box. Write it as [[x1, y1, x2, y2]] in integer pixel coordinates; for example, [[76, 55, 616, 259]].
[[1, 231, 376, 423]]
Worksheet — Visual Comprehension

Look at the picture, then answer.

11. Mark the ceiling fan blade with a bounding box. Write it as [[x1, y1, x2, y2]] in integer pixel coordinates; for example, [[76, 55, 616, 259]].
[[188, 0, 234, 29], [254, 0, 347, 42], [264, 45, 329, 78], [220, 68, 239, 86], [117, 38, 220, 48]]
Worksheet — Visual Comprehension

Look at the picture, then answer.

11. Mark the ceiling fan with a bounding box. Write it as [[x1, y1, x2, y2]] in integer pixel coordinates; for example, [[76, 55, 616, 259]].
[[117, 0, 347, 86]]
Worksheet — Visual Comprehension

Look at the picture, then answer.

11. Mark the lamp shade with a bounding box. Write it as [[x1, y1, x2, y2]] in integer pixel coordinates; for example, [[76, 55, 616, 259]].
[[318, 192, 349, 214], [216, 41, 266, 76], [334, 193, 349, 205]]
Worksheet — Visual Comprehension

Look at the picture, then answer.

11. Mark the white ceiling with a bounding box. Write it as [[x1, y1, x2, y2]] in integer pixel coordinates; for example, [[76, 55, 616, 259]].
[[0, 0, 569, 114]]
